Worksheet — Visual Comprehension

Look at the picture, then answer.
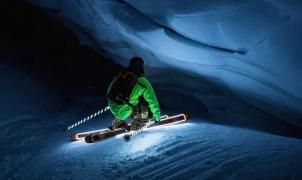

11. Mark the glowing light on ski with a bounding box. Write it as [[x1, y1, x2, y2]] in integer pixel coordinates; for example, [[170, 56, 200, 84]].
[[123, 113, 189, 141], [71, 113, 189, 142], [65, 106, 110, 131], [71, 128, 109, 141], [71, 115, 170, 141], [124, 121, 155, 140]]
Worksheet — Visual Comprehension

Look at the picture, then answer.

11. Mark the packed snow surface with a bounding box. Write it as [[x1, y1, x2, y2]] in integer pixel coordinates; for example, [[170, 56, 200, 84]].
[[2, 112, 302, 179]]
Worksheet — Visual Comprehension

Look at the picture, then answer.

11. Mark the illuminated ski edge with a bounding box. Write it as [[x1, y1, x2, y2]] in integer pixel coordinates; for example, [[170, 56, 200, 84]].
[[121, 113, 188, 140], [71, 114, 188, 141], [71, 114, 173, 141]]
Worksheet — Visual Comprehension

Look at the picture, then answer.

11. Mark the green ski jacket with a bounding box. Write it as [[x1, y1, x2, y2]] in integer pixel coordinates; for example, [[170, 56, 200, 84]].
[[107, 76, 161, 122]]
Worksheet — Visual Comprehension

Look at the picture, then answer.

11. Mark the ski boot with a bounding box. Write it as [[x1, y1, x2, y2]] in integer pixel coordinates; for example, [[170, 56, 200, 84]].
[[131, 118, 150, 131], [130, 105, 151, 131], [108, 119, 129, 131]]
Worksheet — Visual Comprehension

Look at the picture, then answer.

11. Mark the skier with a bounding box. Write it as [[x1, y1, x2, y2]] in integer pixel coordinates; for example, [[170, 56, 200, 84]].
[[107, 57, 161, 131]]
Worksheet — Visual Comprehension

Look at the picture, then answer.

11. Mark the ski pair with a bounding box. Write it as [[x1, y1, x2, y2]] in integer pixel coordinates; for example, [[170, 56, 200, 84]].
[[70, 113, 190, 143]]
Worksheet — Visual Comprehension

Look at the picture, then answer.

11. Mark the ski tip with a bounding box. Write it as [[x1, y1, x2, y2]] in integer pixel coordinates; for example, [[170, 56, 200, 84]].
[[183, 112, 190, 120]]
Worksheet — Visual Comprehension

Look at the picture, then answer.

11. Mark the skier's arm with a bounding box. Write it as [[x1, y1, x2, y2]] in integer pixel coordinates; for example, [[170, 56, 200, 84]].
[[141, 78, 161, 121]]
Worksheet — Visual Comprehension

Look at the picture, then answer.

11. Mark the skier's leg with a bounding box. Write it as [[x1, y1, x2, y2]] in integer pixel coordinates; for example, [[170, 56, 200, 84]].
[[130, 105, 150, 131], [109, 118, 128, 130]]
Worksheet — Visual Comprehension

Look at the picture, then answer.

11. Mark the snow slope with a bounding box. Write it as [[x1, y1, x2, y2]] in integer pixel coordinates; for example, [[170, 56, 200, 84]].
[[2, 108, 302, 179]]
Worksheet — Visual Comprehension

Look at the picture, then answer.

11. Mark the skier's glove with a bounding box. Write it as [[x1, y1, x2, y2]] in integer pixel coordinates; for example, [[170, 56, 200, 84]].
[[152, 116, 160, 123]]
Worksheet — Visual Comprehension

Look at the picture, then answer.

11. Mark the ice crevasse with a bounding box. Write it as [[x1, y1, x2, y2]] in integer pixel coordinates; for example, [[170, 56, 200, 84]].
[[26, 0, 302, 127]]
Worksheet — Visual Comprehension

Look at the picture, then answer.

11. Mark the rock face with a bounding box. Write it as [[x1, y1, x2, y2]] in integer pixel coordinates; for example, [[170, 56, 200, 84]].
[[25, 0, 302, 127]]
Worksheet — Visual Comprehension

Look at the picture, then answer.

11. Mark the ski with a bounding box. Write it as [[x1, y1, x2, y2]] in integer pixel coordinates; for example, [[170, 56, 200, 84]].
[[70, 115, 169, 141], [84, 113, 190, 144], [123, 120, 155, 142]]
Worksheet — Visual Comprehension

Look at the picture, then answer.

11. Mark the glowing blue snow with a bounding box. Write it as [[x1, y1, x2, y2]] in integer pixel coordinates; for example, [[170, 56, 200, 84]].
[[125, 132, 164, 153], [121, 123, 193, 154]]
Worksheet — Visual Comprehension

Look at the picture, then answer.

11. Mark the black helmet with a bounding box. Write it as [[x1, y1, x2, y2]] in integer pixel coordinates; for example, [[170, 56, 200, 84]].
[[128, 57, 144, 76]]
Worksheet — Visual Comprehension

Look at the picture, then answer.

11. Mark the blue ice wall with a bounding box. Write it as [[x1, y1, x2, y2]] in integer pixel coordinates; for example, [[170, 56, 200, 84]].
[[25, 0, 302, 127]]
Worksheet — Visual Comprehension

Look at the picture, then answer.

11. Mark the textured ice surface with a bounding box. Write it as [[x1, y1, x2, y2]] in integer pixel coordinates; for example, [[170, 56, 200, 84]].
[[25, 0, 302, 127]]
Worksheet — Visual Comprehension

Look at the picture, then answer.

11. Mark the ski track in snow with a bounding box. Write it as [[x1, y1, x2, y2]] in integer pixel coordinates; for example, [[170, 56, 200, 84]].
[[2, 113, 302, 180]]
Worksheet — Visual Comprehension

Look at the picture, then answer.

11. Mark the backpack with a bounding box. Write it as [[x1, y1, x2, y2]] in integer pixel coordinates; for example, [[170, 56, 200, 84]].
[[107, 70, 139, 105]]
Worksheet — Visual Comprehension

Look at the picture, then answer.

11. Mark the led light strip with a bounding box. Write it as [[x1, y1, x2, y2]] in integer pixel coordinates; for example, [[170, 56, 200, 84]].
[[72, 115, 170, 140], [125, 121, 155, 139], [156, 113, 188, 127], [123, 113, 188, 140], [65, 106, 110, 131]]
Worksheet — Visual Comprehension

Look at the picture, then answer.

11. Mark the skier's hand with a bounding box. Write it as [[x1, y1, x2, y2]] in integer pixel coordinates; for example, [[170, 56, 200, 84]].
[[152, 116, 160, 123]]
